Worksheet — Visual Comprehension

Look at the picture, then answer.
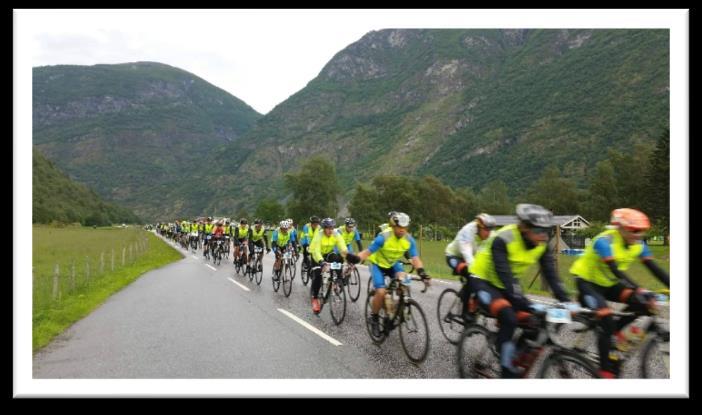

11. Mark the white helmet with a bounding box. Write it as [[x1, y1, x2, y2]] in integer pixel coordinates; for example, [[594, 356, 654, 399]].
[[279, 220, 290, 229]]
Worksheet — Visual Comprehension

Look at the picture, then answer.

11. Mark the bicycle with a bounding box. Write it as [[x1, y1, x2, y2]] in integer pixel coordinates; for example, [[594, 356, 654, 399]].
[[457, 302, 599, 378], [272, 245, 295, 296], [250, 245, 265, 286], [341, 261, 361, 302], [436, 277, 482, 345], [189, 231, 199, 252], [211, 238, 224, 266], [549, 292, 670, 378], [234, 240, 249, 276], [364, 276, 430, 363], [202, 235, 212, 260], [317, 258, 347, 325], [222, 235, 231, 259], [300, 250, 311, 286]]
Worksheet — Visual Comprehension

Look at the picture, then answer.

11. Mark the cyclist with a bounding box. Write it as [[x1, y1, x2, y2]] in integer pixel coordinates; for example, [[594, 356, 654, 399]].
[[468, 204, 573, 378], [210, 220, 226, 256], [288, 218, 301, 255], [376, 211, 397, 237], [308, 218, 360, 313], [445, 213, 498, 318], [233, 218, 251, 270], [336, 217, 363, 254], [248, 218, 271, 263], [352, 212, 431, 337], [271, 220, 297, 280], [203, 217, 214, 252], [301, 216, 321, 268], [570, 208, 670, 378]]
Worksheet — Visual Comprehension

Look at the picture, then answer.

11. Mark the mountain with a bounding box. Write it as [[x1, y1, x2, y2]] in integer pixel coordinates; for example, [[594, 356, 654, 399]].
[[33, 150, 141, 225], [216, 29, 669, 212], [33, 61, 262, 221]]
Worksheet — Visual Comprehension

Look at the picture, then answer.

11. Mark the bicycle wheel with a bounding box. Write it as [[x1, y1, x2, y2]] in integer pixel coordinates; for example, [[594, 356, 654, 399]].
[[272, 268, 281, 292], [254, 258, 263, 286], [364, 290, 387, 344], [437, 288, 465, 345], [283, 263, 293, 297], [329, 276, 347, 325], [347, 266, 361, 302], [367, 275, 374, 296], [248, 257, 254, 282], [301, 261, 310, 286], [457, 324, 501, 378], [640, 331, 670, 378], [399, 298, 430, 363], [537, 349, 599, 378]]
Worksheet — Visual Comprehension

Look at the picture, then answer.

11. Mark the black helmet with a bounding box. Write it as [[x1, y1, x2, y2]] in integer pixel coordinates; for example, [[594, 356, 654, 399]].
[[240, 218, 248, 225], [321, 218, 336, 228], [254, 218, 263, 225], [310, 216, 321, 224], [344, 217, 356, 226], [516, 204, 553, 228]]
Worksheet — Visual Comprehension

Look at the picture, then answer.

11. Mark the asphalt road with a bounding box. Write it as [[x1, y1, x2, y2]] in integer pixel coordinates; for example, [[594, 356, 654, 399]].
[[33, 232, 669, 378]]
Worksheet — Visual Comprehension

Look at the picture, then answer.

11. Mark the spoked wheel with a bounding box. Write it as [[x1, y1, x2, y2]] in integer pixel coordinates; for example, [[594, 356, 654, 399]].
[[329, 276, 347, 325], [399, 298, 430, 363], [235, 255, 242, 275], [457, 324, 501, 378], [254, 258, 263, 285], [346, 266, 361, 302], [272, 268, 281, 292], [246, 257, 254, 282], [537, 349, 599, 378], [283, 263, 294, 297], [640, 331, 670, 378], [364, 291, 388, 344], [301, 261, 310, 286], [437, 288, 465, 345]]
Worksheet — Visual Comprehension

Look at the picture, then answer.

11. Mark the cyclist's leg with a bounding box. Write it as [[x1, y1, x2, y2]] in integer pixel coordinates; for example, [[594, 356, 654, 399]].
[[608, 283, 649, 332], [370, 264, 392, 314], [446, 255, 471, 307], [470, 277, 519, 378], [576, 277, 616, 373], [310, 258, 323, 299]]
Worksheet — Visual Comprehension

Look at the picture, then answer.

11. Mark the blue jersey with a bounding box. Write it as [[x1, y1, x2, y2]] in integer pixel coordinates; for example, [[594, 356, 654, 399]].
[[593, 237, 652, 259]]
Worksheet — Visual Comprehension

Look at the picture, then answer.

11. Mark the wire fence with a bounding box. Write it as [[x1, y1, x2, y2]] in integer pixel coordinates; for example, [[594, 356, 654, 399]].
[[33, 236, 152, 311]]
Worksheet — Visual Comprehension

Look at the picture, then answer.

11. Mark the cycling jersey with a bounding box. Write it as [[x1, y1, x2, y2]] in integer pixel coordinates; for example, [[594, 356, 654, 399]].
[[301, 223, 320, 246], [272, 228, 296, 248], [445, 220, 490, 264], [336, 226, 362, 253], [234, 225, 250, 240], [367, 230, 418, 269], [310, 229, 347, 263], [251, 226, 266, 242], [213, 226, 225, 237], [570, 229, 652, 287], [205, 223, 214, 234]]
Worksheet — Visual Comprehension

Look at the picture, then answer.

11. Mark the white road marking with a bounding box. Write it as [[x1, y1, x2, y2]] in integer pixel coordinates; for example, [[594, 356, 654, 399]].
[[227, 277, 251, 292], [205, 264, 217, 271], [277, 308, 342, 346]]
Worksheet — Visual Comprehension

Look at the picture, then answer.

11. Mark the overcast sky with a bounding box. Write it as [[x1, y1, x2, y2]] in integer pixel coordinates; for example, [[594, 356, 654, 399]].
[[20, 9, 685, 115]]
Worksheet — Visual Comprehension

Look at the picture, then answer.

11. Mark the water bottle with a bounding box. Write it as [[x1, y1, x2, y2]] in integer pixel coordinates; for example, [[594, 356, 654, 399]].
[[384, 293, 395, 317]]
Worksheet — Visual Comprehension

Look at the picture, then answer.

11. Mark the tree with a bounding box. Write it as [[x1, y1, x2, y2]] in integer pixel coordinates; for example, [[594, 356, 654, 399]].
[[254, 198, 286, 224], [525, 165, 581, 214], [607, 143, 654, 210], [348, 182, 383, 231], [643, 128, 670, 244], [477, 180, 512, 214], [582, 159, 618, 222], [284, 156, 341, 222]]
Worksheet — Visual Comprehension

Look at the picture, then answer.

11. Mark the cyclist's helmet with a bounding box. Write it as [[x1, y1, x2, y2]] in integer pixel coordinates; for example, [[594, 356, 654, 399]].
[[321, 218, 336, 228], [254, 218, 263, 225], [345, 217, 356, 226], [207, 217, 212, 221], [389, 212, 411, 228], [310, 216, 321, 224], [516, 204, 553, 228], [610, 208, 650, 231], [476, 213, 497, 230], [240, 218, 248, 225], [279, 220, 290, 229], [387, 211, 398, 218]]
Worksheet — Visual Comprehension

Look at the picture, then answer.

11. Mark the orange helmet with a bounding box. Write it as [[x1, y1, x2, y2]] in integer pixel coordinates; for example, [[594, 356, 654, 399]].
[[610, 208, 650, 231]]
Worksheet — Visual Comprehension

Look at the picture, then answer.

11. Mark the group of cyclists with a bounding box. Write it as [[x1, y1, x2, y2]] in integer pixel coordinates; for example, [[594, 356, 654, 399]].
[[154, 203, 669, 379]]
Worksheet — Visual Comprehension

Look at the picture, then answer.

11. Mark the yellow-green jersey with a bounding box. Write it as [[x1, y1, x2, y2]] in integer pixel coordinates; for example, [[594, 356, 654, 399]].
[[310, 229, 347, 263]]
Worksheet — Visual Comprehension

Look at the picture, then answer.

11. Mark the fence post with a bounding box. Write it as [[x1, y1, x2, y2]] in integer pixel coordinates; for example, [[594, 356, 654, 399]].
[[86, 256, 90, 285], [122, 247, 126, 266], [112, 249, 115, 271], [129, 244, 133, 263], [100, 252, 105, 274], [71, 261, 76, 292], [52, 264, 59, 301]]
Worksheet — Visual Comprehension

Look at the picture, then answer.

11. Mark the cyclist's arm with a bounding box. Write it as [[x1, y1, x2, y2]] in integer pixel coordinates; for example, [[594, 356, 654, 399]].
[[310, 233, 323, 263], [458, 223, 478, 265], [356, 233, 385, 262], [335, 234, 348, 257], [640, 242, 670, 287], [263, 233, 270, 250], [354, 230, 363, 252], [594, 238, 640, 289], [539, 249, 570, 303], [271, 230, 278, 251], [407, 237, 424, 271], [492, 237, 527, 304]]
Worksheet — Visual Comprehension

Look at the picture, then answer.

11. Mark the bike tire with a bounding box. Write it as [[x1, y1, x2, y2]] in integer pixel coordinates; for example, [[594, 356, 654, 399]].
[[329, 275, 347, 325], [437, 288, 465, 345], [399, 298, 430, 363], [347, 266, 361, 303], [301, 261, 310, 286], [364, 290, 388, 345], [640, 331, 670, 378], [283, 263, 293, 297], [254, 258, 263, 285], [457, 324, 501, 378], [537, 349, 599, 379], [272, 269, 281, 292]]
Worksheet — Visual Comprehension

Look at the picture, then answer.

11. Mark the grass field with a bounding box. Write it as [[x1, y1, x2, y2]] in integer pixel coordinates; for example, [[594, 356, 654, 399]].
[[361, 235, 670, 297], [32, 225, 183, 352]]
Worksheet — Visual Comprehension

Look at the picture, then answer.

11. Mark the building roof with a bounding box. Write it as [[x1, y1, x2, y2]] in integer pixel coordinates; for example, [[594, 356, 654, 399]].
[[493, 214, 589, 227]]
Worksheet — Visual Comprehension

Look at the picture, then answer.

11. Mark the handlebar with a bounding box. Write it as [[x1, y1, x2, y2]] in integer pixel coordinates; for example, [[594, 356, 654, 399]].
[[406, 275, 430, 293]]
